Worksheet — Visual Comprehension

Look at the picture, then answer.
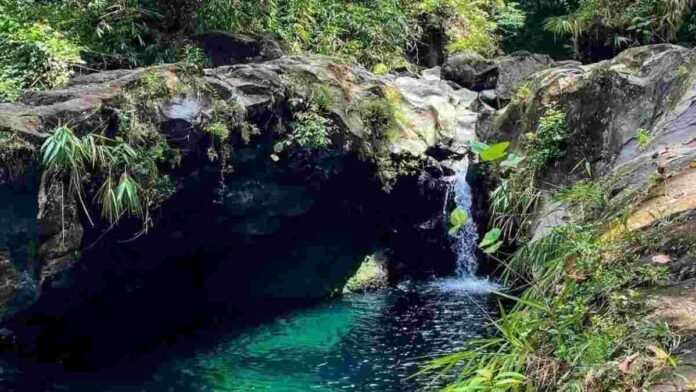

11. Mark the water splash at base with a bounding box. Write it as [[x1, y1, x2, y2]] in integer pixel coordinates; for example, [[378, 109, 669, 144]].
[[429, 276, 498, 294]]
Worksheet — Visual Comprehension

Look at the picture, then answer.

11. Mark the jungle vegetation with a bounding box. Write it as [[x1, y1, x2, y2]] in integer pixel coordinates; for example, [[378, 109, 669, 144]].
[[2, 0, 695, 101], [1, 1, 695, 391]]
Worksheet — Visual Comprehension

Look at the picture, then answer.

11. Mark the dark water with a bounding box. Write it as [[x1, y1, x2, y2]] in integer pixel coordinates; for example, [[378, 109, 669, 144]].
[[0, 279, 497, 392]]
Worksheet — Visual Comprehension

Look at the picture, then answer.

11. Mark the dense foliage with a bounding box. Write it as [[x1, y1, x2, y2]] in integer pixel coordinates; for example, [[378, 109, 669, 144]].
[[544, 0, 696, 60], [0, 1, 82, 101], [0, 0, 527, 102]]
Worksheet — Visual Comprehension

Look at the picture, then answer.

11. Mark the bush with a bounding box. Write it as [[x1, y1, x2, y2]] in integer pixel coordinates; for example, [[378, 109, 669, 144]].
[[0, 0, 527, 101], [198, 0, 524, 67], [429, 0, 525, 57], [544, 0, 692, 60], [0, 15, 81, 101], [524, 105, 567, 169], [197, 0, 412, 68], [429, 222, 678, 392]]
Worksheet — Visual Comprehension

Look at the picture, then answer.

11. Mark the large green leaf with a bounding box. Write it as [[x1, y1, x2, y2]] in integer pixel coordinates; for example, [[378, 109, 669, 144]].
[[481, 241, 503, 254], [479, 228, 502, 247], [480, 141, 510, 162], [479, 228, 503, 254], [491, 290, 549, 312], [448, 207, 468, 235]]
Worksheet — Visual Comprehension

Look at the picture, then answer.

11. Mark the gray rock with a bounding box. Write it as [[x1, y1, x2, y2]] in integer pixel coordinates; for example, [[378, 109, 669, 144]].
[[494, 53, 554, 101], [441, 51, 498, 91], [421, 66, 441, 81], [489, 44, 696, 239], [479, 89, 498, 106], [0, 54, 483, 352], [196, 31, 284, 66]]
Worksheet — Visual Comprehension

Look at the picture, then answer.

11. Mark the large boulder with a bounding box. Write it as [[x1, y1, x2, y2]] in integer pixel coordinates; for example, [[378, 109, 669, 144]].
[[494, 53, 555, 101], [441, 51, 555, 100], [488, 44, 696, 239], [196, 31, 284, 66], [442, 51, 498, 91]]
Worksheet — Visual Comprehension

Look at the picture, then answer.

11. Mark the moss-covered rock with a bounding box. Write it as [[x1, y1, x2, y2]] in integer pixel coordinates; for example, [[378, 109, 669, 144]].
[[487, 45, 696, 240], [342, 254, 389, 294]]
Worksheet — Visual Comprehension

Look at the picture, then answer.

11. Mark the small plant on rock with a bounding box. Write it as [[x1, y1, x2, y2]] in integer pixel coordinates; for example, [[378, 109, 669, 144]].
[[636, 128, 650, 149], [525, 105, 567, 169], [274, 88, 334, 158]]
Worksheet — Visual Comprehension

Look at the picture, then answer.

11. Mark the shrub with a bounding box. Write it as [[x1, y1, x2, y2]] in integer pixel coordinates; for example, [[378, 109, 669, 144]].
[[430, 222, 679, 392], [198, 0, 524, 67], [1, 0, 525, 94], [0, 16, 81, 102], [420, 0, 525, 57], [274, 87, 334, 155], [289, 117, 330, 150], [636, 128, 650, 149], [197, 0, 412, 68], [489, 167, 540, 241], [524, 105, 567, 169], [544, 0, 692, 59]]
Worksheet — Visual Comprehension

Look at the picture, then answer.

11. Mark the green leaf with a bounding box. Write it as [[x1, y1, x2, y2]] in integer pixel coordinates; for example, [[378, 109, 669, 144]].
[[497, 371, 527, 379], [468, 140, 489, 155], [494, 379, 525, 387], [500, 153, 524, 168], [448, 207, 468, 235], [450, 208, 468, 226], [480, 141, 510, 162], [479, 228, 502, 248]]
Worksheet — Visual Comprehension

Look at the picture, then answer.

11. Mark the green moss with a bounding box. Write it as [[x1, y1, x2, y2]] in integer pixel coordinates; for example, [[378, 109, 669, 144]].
[[343, 254, 388, 294], [133, 68, 173, 100], [513, 83, 533, 102], [372, 63, 389, 75], [668, 58, 696, 110], [359, 96, 400, 142], [356, 89, 423, 189], [310, 83, 334, 111], [383, 86, 411, 140], [0, 129, 33, 177]]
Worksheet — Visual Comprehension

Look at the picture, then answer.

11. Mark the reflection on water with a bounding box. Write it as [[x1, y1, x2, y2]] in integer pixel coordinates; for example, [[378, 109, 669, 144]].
[[0, 281, 497, 392]]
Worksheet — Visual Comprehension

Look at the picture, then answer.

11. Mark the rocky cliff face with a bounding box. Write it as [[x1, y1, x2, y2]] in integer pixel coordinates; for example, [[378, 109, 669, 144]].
[[473, 44, 696, 390], [0, 56, 482, 364], [485, 44, 696, 239]]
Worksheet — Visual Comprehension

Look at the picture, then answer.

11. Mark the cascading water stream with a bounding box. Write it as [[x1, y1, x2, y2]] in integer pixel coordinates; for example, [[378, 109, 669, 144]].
[[451, 169, 480, 277], [433, 163, 497, 293]]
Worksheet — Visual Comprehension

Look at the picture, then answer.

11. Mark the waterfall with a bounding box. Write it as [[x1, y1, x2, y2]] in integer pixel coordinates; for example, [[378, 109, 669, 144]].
[[432, 163, 497, 293], [451, 170, 479, 277]]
